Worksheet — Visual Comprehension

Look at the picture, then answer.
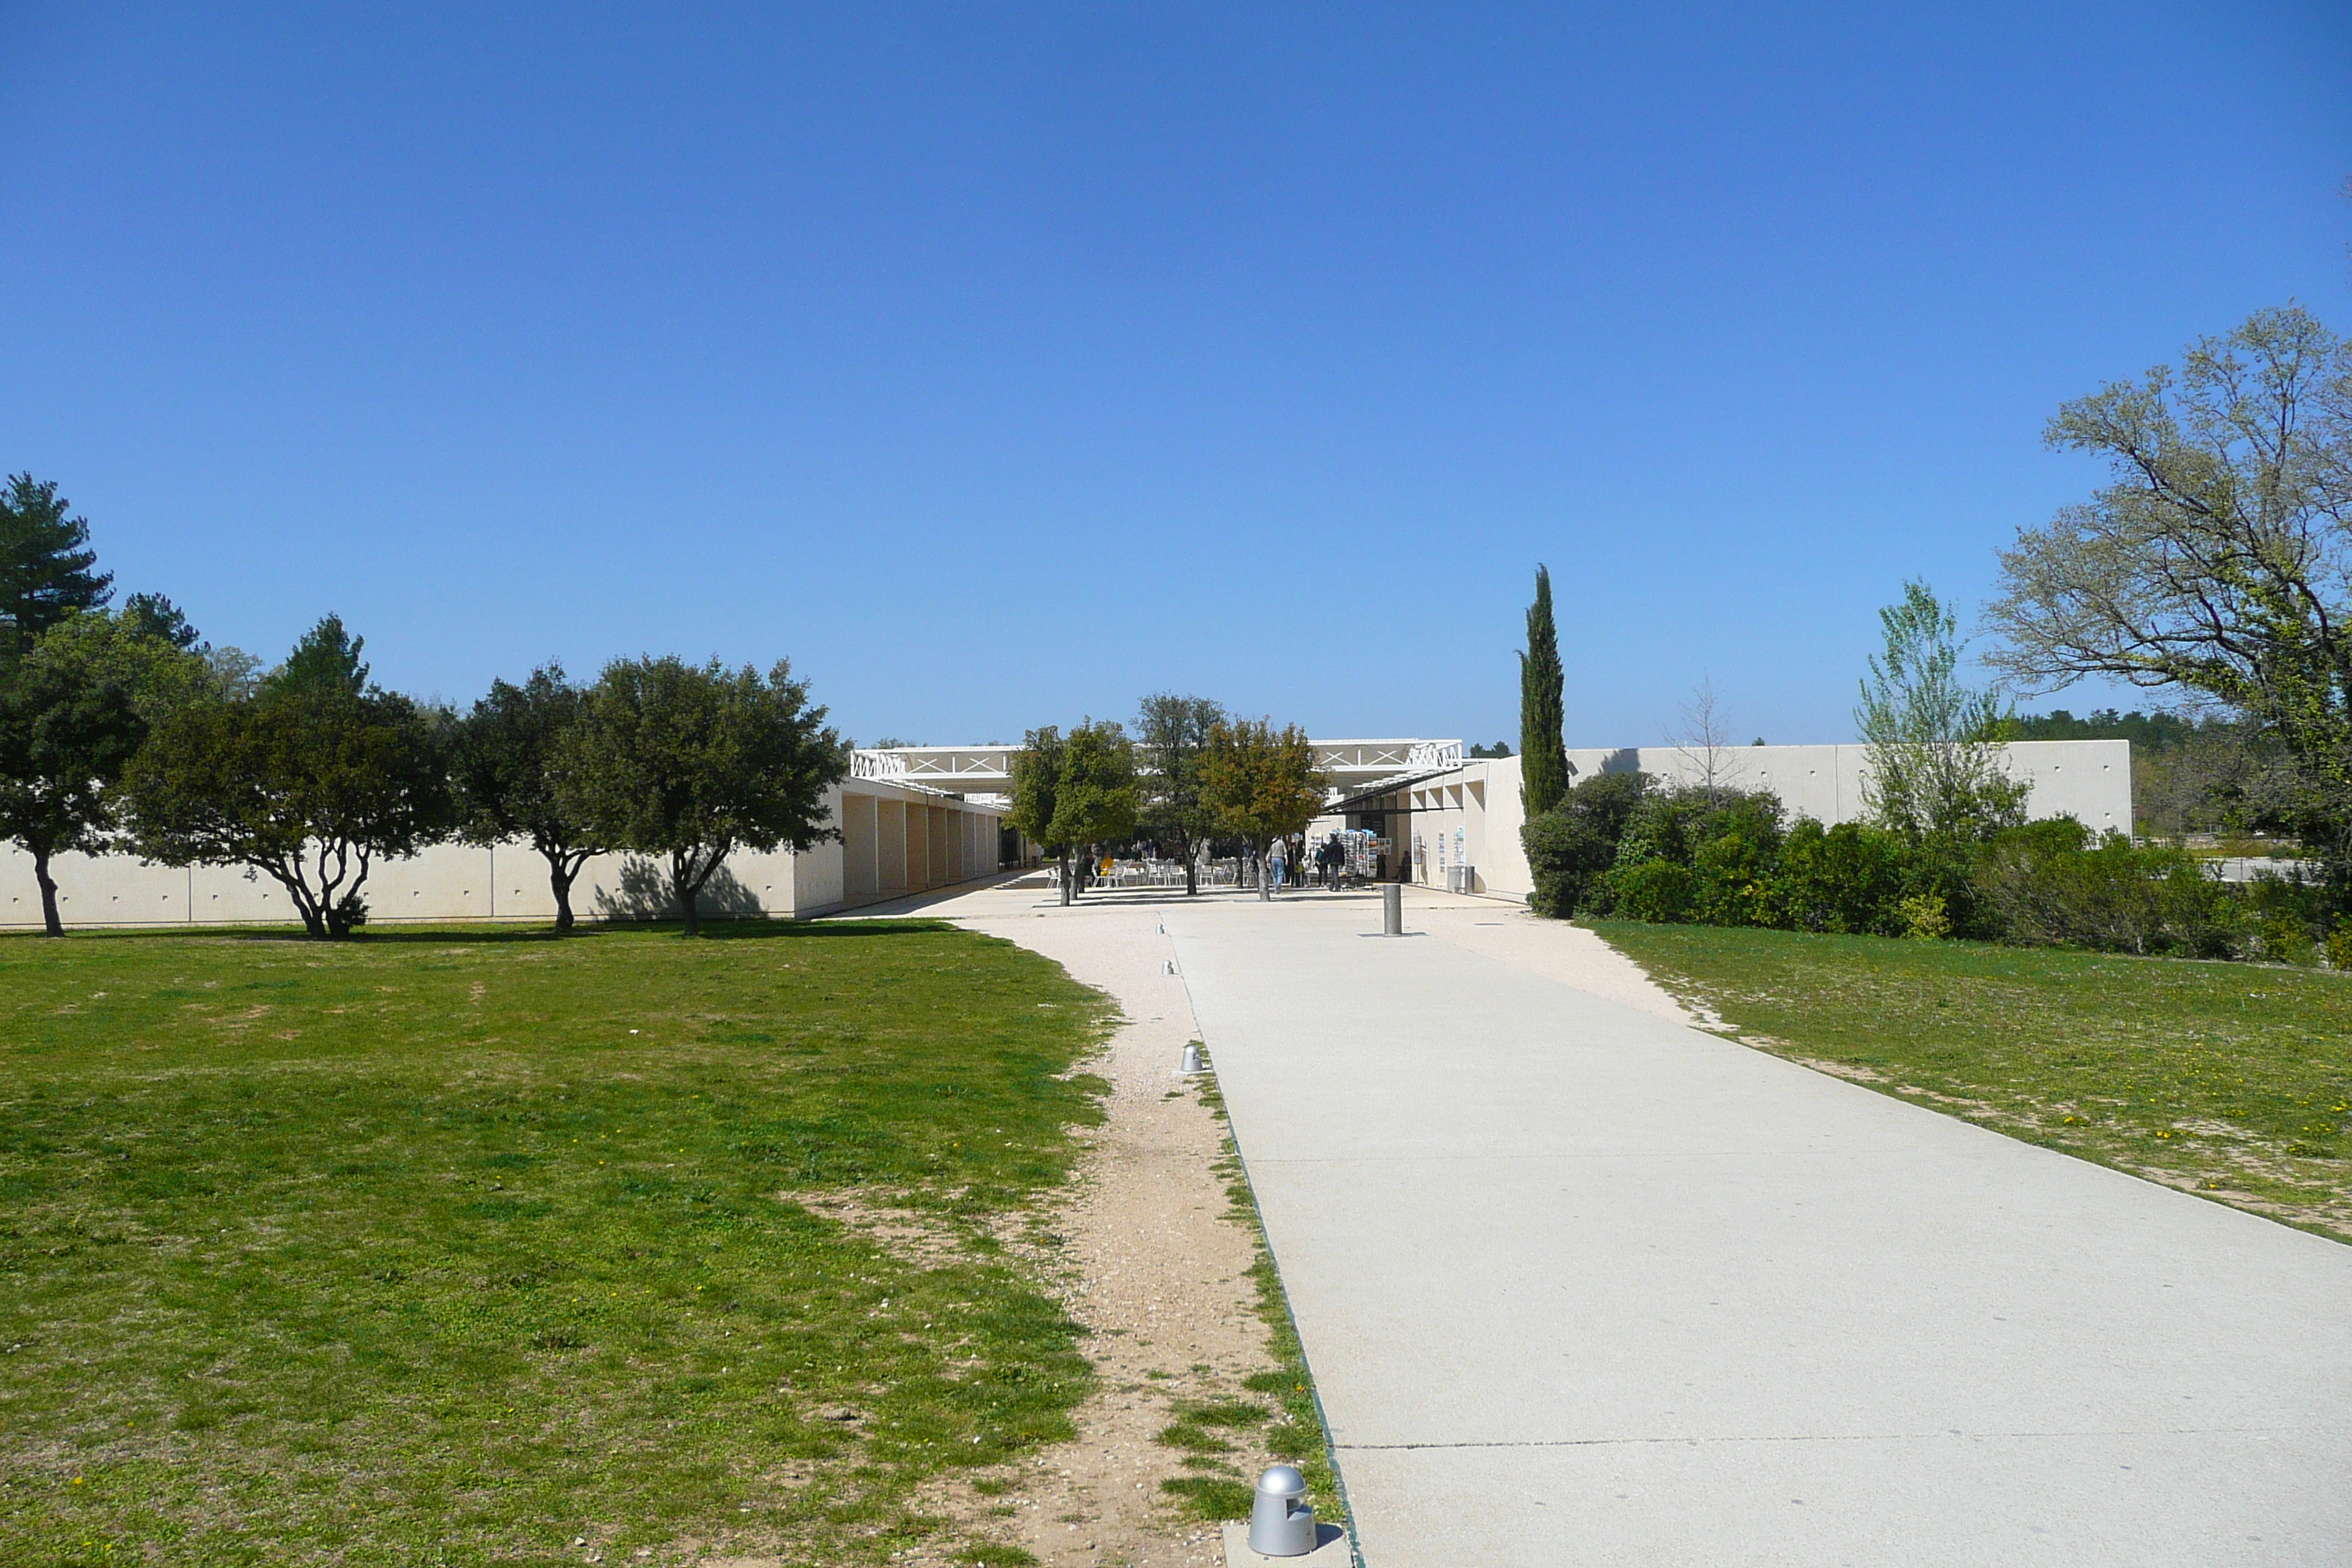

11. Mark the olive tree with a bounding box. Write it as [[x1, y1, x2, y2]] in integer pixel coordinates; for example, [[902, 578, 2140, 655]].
[[455, 663, 602, 930], [1135, 692, 1225, 895], [1204, 717, 1328, 900], [121, 616, 456, 939], [1006, 725, 1068, 901], [0, 606, 213, 933], [1007, 720, 1137, 905], [558, 655, 845, 935]]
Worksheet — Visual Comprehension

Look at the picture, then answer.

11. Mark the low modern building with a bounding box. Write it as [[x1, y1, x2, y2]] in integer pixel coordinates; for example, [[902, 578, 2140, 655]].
[[848, 738, 1464, 806], [0, 734, 2134, 930]]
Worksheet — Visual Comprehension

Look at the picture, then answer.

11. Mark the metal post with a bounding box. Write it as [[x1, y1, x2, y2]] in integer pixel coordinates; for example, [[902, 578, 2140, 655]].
[[1382, 881, 1402, 936]]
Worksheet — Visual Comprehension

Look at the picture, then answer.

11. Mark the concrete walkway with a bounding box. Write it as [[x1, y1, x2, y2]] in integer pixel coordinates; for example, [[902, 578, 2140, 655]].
[[920, 881, 2352, 1566]]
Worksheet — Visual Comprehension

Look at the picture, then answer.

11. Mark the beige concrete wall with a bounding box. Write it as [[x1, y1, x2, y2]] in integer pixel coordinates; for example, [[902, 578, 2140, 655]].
[[1559, 740, 2130, 837], [0, 774, 1003, 931], [904, 802, 929, 891], [1389, 740, 2133, 903], [878, 800, 908, 895], [841, 791, 880, 905]]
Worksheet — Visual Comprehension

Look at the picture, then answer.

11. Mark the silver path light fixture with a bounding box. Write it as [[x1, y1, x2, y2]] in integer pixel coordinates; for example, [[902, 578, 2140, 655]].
[[1248, 1465, 1317, 1556]]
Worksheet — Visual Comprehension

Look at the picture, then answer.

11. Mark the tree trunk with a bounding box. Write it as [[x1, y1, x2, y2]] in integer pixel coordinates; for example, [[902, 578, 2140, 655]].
[[551, 864, 576, 932], [1059, 851, 1073, 906], [1184, 839, 1197, 897], [1259, 842, 1273, 901], [672, 850, 706, 936], [31, 845, 61, 938]]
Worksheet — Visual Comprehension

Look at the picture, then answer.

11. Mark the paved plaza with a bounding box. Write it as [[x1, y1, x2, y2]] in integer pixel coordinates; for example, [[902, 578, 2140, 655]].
[[908, 879, 2352, 1567]]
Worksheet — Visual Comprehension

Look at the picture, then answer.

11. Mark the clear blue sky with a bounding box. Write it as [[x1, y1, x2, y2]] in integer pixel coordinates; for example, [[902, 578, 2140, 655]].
[[4, 4, 2347, 748]]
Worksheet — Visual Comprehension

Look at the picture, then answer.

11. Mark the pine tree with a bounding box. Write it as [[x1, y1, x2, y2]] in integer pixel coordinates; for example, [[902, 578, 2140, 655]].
[[0, 475, 113, 660], [1518, 565, 1569, 815], [265, 614, 369, 697]]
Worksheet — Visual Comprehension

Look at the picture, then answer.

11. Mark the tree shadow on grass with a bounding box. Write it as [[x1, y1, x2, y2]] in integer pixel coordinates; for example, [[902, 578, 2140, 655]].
[[6, 918, 955, 948], [351, 918, 955, 945]]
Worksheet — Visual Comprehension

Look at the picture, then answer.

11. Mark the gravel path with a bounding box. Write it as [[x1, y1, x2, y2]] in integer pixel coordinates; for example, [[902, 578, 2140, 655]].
[[896, 880, 1304, 1567]]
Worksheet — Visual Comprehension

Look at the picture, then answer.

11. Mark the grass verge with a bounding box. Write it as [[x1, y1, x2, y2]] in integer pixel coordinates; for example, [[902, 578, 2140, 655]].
[[1587, 920, 2352, 1241], [1150, 1044, 1346, 1529], [0, 919, 1113, 1567]]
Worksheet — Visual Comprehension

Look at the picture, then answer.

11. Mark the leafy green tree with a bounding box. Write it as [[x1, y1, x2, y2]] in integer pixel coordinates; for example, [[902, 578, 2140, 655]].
[[1052, 722, 1140, 892], [558, 656, 845, 936], [1009, 721, 1138, 905], [1857, 581, 2026, 841], [268, 612, 369, 697], [1205, 718, 1327, 900], [0, 475, 113, 662], [1006, 725, 1071, 903], [1987, 304, 2352, 906], [0, 608, 212, 933], [120, 592, 201, 652], [1519, 565, 1569, 817], [121, 617, 456, 939], [455, 663, 603, 930], [1135, 692, 1226, 895]]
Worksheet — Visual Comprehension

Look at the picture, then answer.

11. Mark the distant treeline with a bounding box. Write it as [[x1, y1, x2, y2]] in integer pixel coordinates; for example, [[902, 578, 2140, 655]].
[[2013, 709, 2291, 839], [2011, 708, 2198, 750]]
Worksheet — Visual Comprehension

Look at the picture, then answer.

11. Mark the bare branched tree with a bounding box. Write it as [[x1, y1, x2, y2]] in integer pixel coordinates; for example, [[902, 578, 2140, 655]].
[[1672, 674, 1741, 795]]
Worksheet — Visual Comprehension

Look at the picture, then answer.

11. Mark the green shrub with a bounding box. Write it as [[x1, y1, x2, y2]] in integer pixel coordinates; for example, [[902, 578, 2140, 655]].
[[1771, 818, 1911, 935], [1579, 790, 2285, 967], [1899, 892, 1952, 939], [1520, 770, 1650, 917], [1688, 794, 1785, 926], [2244, 870, 2329, 962], [1974, 819, 2240, 957], [1599, 786, 1784, 927], [2256, 914, 2313, 965], [1605, 857, 1700, 923]]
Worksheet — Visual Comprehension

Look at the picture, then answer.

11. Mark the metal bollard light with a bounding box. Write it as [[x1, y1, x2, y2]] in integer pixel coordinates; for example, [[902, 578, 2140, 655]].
[[1382, 881, 1403, 936], [1180, 1041, 1205, 1075], [1248, 1465, 1317, 1557]]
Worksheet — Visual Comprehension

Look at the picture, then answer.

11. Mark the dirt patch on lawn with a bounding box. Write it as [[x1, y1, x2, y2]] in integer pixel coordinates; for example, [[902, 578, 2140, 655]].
[[886, 905, 1296, 1568]]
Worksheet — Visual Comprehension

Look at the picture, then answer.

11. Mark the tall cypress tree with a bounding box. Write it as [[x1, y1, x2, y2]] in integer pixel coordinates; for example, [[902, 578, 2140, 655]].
[[1518, 565, 1569, 816], [0, 475, 113, 661]]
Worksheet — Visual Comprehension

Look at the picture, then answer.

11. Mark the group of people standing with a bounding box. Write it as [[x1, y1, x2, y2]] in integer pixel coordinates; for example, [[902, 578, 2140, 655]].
[[1262, 833, 1355, 890]]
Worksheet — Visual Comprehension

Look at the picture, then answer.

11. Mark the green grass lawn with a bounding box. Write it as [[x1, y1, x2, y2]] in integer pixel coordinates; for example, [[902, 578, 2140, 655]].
[[0, 920, 1112, 1567], [1588, 921, 2352, 1242]]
